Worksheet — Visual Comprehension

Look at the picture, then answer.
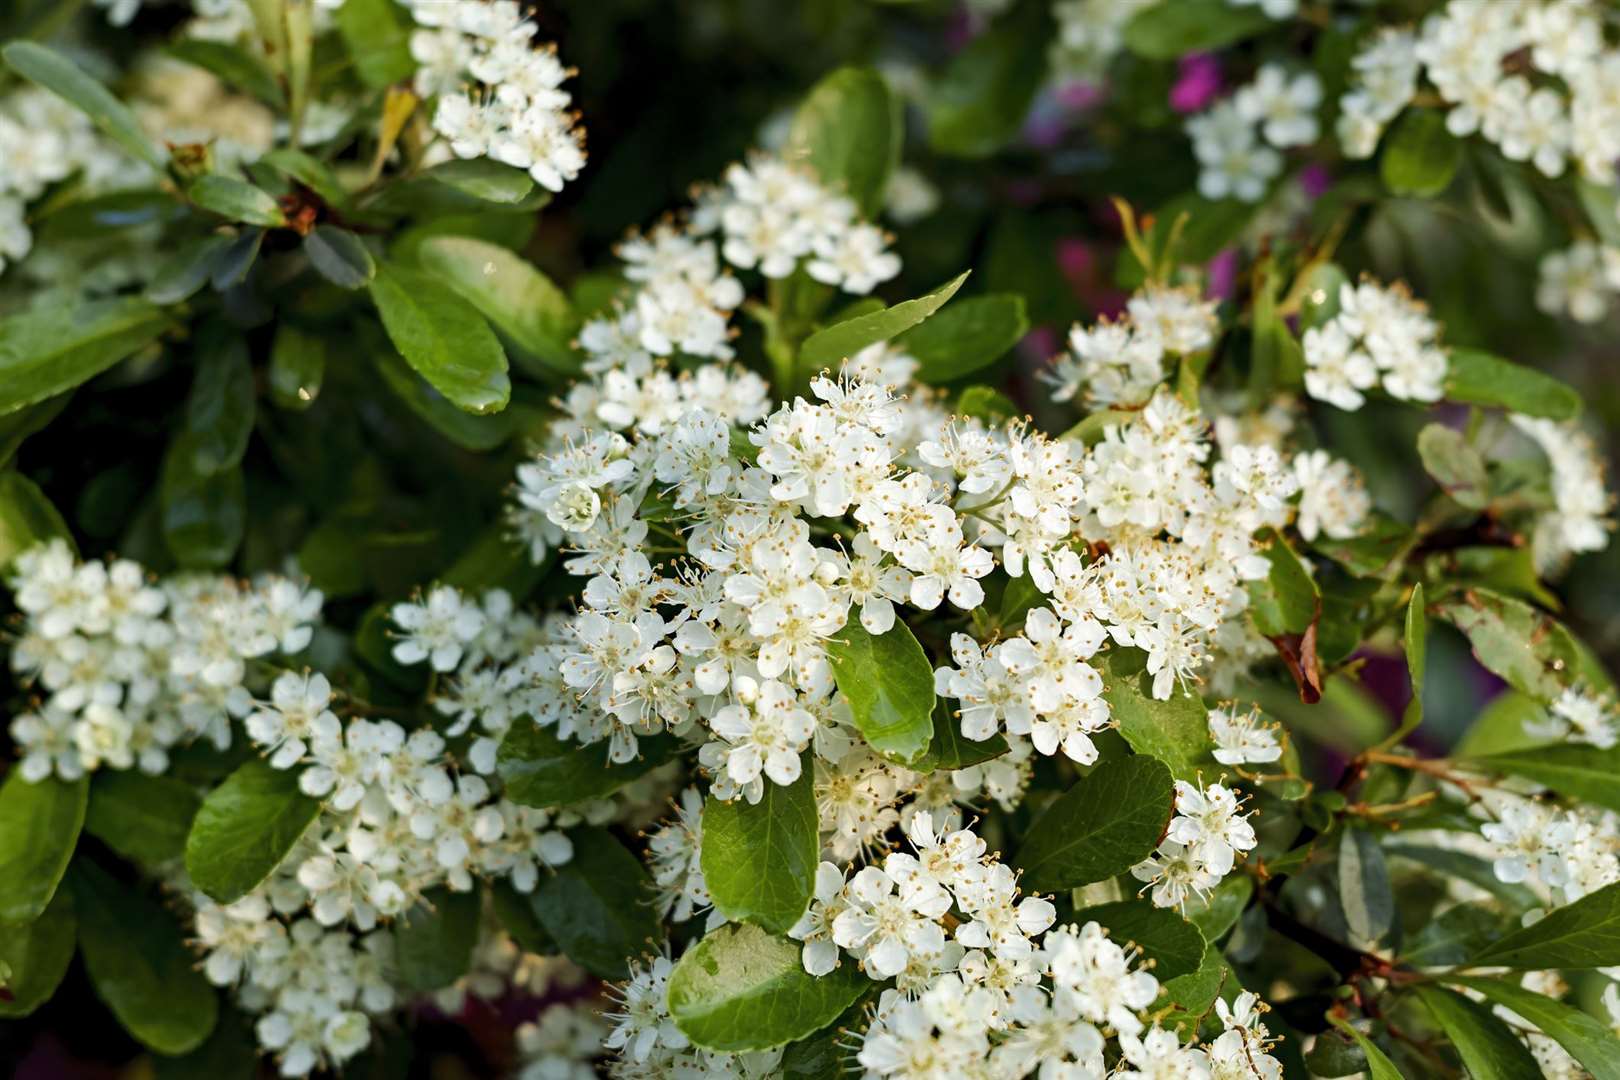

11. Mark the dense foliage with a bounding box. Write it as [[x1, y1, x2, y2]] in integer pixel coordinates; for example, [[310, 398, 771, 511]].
[[4, 1, 1620, 1078]]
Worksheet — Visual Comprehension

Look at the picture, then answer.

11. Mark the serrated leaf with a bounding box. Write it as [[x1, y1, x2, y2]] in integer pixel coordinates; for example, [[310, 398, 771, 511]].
[[1463, 880, 1620, 969], [1014, 755, 1174, 891], [1338, 828, 1393, 946], [394, 887, 481, 992], [185, 759, 321, 903], [0, 885, 75, 1018], [530, 827, 662, 978], [0, 772, 86, 923], [1122, 0, 1271, 59], [1381, 109, 1462, 197], [369, 262, 510, 414], [899, 294, 1027, 383], [787, 67, 898, 217], [1417, 424, 1488, 510], [1, 42, 164, 168], [85, 771, 199, 868], [303, 226, 375, 289], [1447, 976, 1620, 1080], [799, 271, 970, 370], [0, 471, 74, 569], [1445, 348, 1580, 421], [824, 617, 937, 765], [702, 757, 818, 933], [668, 923, 867, 1052], [497, 719, 677, 807], [1102, 650, 1216, 781], [189, 174, 286, 227], [0, 296, 167, 415], [415, 236, 582, 379], [73, 861, 218, 1055], [1413, 985, 1539, 1080], [1076, 899, 1205, 980]]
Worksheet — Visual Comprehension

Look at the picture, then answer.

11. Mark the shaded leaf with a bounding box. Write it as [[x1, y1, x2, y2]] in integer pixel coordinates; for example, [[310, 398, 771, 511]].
[[497, 719, 677, 807], [86, 771, 199, 868], [2, 42, 164, 168], [824, 617, 937, 765], [0, 885, 75, 1018], [1445, 348, 1580, 421], [1381, 109, 1462, 197], [900, 294, 1028, 383], [0, 296, 167, 416], [531, 827, 663, 978], [0, 772, 86, 923], [787, 66, 898, 217], [800, 272, 969, 370], [415, 236, 581, 378], [394, 887, 481, 992], [0, 471, 74, 569], [1076, 899, 1205, 980], [1464, 880, 1620, 969], [1015, 755, 1174, 891], [1448, 976, 1620, 1080], [185, 759, 321, 904], [303, 226, 375, 289]]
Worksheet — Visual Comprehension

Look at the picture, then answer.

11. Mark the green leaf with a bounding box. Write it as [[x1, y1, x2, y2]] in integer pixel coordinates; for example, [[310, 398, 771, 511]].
[[1247, 528, 1318, 637], [1, 42, 164, 168], [702, 758, 818, 934], [1299, 262, 1350, 331], [1448, 976, 1620, 1080], [1102, 650, 1216, 781], [334, 0, 415, 88], [373, 349, 518, 452], [1337, 828, 1394, 946], [261, 148, 348, 208], [787, 66, 899, 217], [1076, 899, 1205, 980], [1386, 844, 1539, 910], [394, 887, 481, 992], [928, 3, 1051, 158], [160, 435, 244, 569], [72, 861, 218, 1055], [667, 922, 868, 1052], [1436, 589, 1591, 703], [1445, 348, 1580, 421], [420, 158, 537, 205], [956, 385, 1018, 426], [1123, 0, 1272, 59], [303, 226, 376, 289], [531, 827, 663, 978], [85, 771, 200, 868], [1381, 109, 1462, 198], [1147, 192, 1259, 265], [1417, 424, 1488, 510], [824, 617, 937, 765], [189, 174, 287, 228], [208, 228, 263, 290], [1014, 755, 1174, 892], [151, 1007, 259, 1080], [0, 772, 86, 923], [1463, 880, 1620, 969], [415, 236, 582, 379], [1402, 903, 1512, 967], [490, 879, 554, 954], [369, 262, 510, 414], [146, 235, 235, 305], [497, 719, 677, 807], [799, 271, 970, 371], [269, 322, 326, 411], [1413, 986, 1539, 1080], [1326, 1016, 1405, 1080], [0, 885, 75, 1018], [1183, 873, 1254, 942], [185, 329, 255, 475], [1311, 512, 1412, 578], [185, 759, 321, 904], [920, 696, 1009, 771], [0, 471, 73, 569], [1469, 743, 1620, 814], [0, 296, 167, 415], [166, 39, 284, 108], [898, 294, 1027, 383], [1157, 946, 1230, 1042], [1404, 583, 1427, 730]]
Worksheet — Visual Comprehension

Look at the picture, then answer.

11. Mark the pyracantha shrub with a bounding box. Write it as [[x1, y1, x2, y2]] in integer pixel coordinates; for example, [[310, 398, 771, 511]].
[[4, 1, 1620, 1079]]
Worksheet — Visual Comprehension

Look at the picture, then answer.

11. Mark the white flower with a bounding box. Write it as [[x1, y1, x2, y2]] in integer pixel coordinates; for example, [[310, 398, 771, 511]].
[[1292, 450, 1371, 543], [1234, 65, 1323, 148], [832, 866, 948, 979], [604, 954, 688, 1063], [1209, 704, 1283, 766], [247, 672, 341, 770], [391, 586, 485, 671], [707, 676, 816, 797], [788, 861, 850, 976]]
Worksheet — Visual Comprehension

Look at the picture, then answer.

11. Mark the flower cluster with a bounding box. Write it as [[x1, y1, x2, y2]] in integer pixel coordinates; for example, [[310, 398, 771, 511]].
[[1528, 686, 1619, 749], [1208, 702, 1283, 767], [1537, 241, 1620, 325], [1478, 789, 1620, 907], [1132, 779, 1258, 909], [1048, 0, 1156, 87], [1045, 284, 1218, 407], [407, 0, 586, 192], [1184, 63, 1322, 203], [1303, 277, 1448, 410], [1510, 414, 1614, 573], [0, 88, 129, 274]]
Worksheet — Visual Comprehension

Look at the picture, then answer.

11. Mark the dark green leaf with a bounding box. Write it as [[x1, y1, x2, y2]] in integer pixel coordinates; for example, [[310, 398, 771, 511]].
[[415, 236, 582, 379], [73, 861, 218, 1055], [497, 719, 677, 807], [146, 235, 235, 305], [0, 471, 74, 568], [1247, 528, 1318, 637], [702, 758, 818, 933], [0, 772, 85, 923], [334, 0, 415, 88], [531, 827, 663, 978], [920, 696, 1010, 770], [1311, 513, 1412, 578], [1183, 873, 1254, 942], [394, 887, 481, 992], [1338, 828, 1393, 946], [189, 175, 286, 228], [1325, 1017, 1405, 1080], [899, 294, 1027, 383], [373, 349, 518, 451], [160, 435, 244, 569], [261, 148, 348, 207], [207, 228, 264, 290], [420, 158, 537, 205], [1448, 976, 1620, 1080], [667, 922, 867, 1052], [1015, 755, 1174, 891], [1102, 649, 1215, 781], [0, 296, 167, 415], [269, 322, 325, 411], [1157, 946, 1230, 1042], [185, 330, 255, 475], [824, 617, 937, 765], [369, 262, 510, 414], [0, 885, 75, 1018], [1402, 904, 1512, 968], [85, 771, 199, 867], [1445, 348, 1580, 421], [787, 66, 899, 217], [185, 759, 321, 903], [1417, 424, 1488, 510], [1123, 0, 1271, 59], [1464, 880, 1620, 969], [1388, 844, 1539, 909], [1413, 986, 1539, 1080], [490, 879, 554, 954], [928, 4, 1051, 157], [166, 39, 284, 108], [303, 226, 376, 289], [1076, 899, 1205, 980], [1381, 109, 1462, 197], [1, 42, 164, 168], [799, 272, 969, 371], [152, 1007, 259, 1080]]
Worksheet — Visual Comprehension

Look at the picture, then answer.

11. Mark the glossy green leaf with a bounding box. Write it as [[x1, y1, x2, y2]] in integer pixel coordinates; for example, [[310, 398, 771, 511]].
[[334, 0, 415, 88], [394, 887, 481, 992], [1183, 873, 1254, 942], [146, 235, 235, 305], [1325, 1016, 1405, 1080], [1402, 903, 1512, 967], [85, 771, 199, 868], [531, 827, 663, 978], [956, 385, 1018, 425], [1413, 985, 1539, 1080], [702, 758, 818, 934], [0, 471, 74, 569], [1448, 976, 1620, 1080], [160, 435, 244, 569], [73, 861, 219, 1055], [928, 4, 1051, 157], [1076, 899, 1205, 980], [786, 66, 899, 217], [1247, 528, 1318, 637], [1338, 828, 1393, 946], [185, 759, 321, 903], [1464, 880, 1620, 969], [0, 885, 75, 1018], [490, 879, 554, 954], [1417, 424, 1488, 510], [1102, 650, 1215, 781], [899, 294, 1027, 383], [166, 39, 284, 108], [824, 617, 937, 765], [189, 174, 287, 228], [920, 696, 1010, 771], [0, 772, 86, 923], [185, 329, 255, 475], [415, 236, 582, 378], [668, 923, 867, 1052], [1015, 755, 1174, 891], [369, 262, 510, 414], [269, 322, 325, 411], [1469, 743, 1620, 814], [1123, 0, 1271, 59], [1157, 946, 1230, 1042], [1445, 348, 1580, 421], [0, 296, 167, 415], [373, 349, 518, 451], [303, 226, 376, 289], [421, 158, 537, 205], [208, 228, 264, 290], [1, 42, 164, 168], [261, 148, 348, 208], [1404, 583, 1427, 733], [497, 719, 678, 807], [799, 271, 969, 370], [1381, 109, 1462, 197]]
